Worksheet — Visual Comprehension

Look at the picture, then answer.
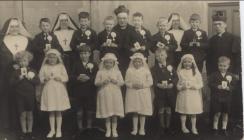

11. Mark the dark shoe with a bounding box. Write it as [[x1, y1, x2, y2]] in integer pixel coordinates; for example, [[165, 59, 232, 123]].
[[212, 129, 218, 136], [19, 133, 26, 140], [28, 133, 36, 140], [222, 129, 229, 136]]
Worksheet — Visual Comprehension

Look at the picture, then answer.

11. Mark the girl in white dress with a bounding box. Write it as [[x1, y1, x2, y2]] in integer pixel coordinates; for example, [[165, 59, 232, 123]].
[[95, 53, 124, 138], [176, 54, 203, 135], [39, 49, 70, 138], [125, 53, 153, 136]]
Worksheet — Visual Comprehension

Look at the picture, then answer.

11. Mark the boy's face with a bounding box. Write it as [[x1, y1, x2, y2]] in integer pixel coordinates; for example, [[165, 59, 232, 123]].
[[47, 54, 58, 65], [104, 19, 114, 32], [40, 22, 51, 33], [190, 20, 200, 30], [79, 18, 90, 29], [117, 13, 128, 28], [182, 58, 193, 70], [60, 18, 69, 29], [79, 51, 91, 62], [157, 21, 168, 33], [133, 16, 143, 28], [104, 59, 115, 70], [19, 57, 29, 68], [213, 21, 227, 34], [133, 58, 143, 69], [155, 51, 167, 64], [218, 61, 230, 73]]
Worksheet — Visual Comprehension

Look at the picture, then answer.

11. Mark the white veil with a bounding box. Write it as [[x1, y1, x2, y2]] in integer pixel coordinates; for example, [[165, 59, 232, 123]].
[[167, 13, 189, 31]]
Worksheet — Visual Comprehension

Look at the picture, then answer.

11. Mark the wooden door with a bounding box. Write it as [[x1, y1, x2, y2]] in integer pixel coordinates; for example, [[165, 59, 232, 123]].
[[208, 2, 240, 37]]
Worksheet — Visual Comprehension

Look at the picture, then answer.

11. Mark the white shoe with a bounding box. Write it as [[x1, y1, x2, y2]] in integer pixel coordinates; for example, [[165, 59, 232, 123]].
[[56, 131, 62, 138], [192, 128, 199, 135], [131, 130, 137, 135], [182, 127, 190, 133], [112, 130, 118, 137], [139, 129, 145, 136], [105, 130, 111, 137], [47, 131, 55, 138]]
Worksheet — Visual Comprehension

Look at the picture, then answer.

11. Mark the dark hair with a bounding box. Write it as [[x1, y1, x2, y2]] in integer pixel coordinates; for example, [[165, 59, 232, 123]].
[[114, 5, 129, 15], [133, 12, 143, 19], [79, 12, 90, 20], [39, 18, 51, 25]]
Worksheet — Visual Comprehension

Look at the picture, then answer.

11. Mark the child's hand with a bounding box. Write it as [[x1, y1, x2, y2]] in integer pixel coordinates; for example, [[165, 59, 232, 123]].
[[19, 75, 24, 80], [225, 86, 230, 91], [217, 85, 223, 90], [167, 83, 174, 89], [189, 42, 194, 47], [195, 42, 200, 47], [133, 83, 143, 89], [111, 43, 118, 48], [110, 79, 118, 84], [130, 47, 137, 52], [103, 79, 110, 85], [54, 77, 62, 81], [140, 46, 146, 51], [77, 74, 90, 82], [157, 83, 165, 89]]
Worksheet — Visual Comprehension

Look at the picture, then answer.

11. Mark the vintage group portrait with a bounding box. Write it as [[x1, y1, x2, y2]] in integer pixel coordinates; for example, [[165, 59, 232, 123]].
[[0, 1, 242, 140]]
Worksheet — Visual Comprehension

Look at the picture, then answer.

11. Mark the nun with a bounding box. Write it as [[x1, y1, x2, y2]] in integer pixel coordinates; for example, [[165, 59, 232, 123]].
[[0, 18, 32, 131], [52, 12, 78, 75], [168, 13, 189, 67]]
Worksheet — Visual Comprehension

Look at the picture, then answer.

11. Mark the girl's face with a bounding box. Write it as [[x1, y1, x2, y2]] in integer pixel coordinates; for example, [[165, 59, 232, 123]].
[[47, 53, 58, 65], [8, 20, 20, 35], [104, 19, 115, 32], [190, 20, 200, 30], [19, 57, 29, 68], [104, 59, 115, 70], [79, 18, 90, 29], [79, 51, 90, 62], [133, 58, 143, 69], [133, 16, 143, 29], [117, 12, 129, 28], [155, 51, 167, 64], [182, 58, 193, 70], [40, 22, 51, 33]]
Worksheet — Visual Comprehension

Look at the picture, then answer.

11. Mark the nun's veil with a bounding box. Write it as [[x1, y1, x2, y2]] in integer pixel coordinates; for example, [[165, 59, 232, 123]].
[[167, 13, 189, 31], [1, 18, 32, 38], [52, 12, 78, 32]]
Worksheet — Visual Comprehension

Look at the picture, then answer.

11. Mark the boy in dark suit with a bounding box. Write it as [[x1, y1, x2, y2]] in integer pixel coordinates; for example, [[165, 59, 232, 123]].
[[97, 16, 119, 58], [70, 45, 98, 135], [126, 12, 152, 57], [180, 13, 208, 72], [70, 12, 98, 62], [208, 56, 237, 136], [151, 48, 177, 135], [31, 18, 62, 72], [151, 17, 177, 64]]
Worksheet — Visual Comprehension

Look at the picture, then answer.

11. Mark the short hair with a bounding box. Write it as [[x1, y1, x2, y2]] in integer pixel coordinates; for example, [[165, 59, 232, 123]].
[[104, 16, 115, 22], [157, 17, 168, 26], [79, 12, 90, 20], [78, 44, 91, 52], [14, 51, 33, 63], [155, 47, 167, 57], [39, 18, 51, 25], [133, 12, 143, 19], [189, 13, 201, 21], [218, 56, 231, 64], [114, 5, 129, 15]]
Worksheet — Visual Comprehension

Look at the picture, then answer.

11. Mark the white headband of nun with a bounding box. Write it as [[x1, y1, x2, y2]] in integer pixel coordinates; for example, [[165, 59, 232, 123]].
[[53, 13, 78, 31], [6, 18, 32, 38]]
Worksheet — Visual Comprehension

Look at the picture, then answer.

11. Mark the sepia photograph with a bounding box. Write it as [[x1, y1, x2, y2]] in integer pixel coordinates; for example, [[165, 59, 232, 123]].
[[0, 1, 242, 140]]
